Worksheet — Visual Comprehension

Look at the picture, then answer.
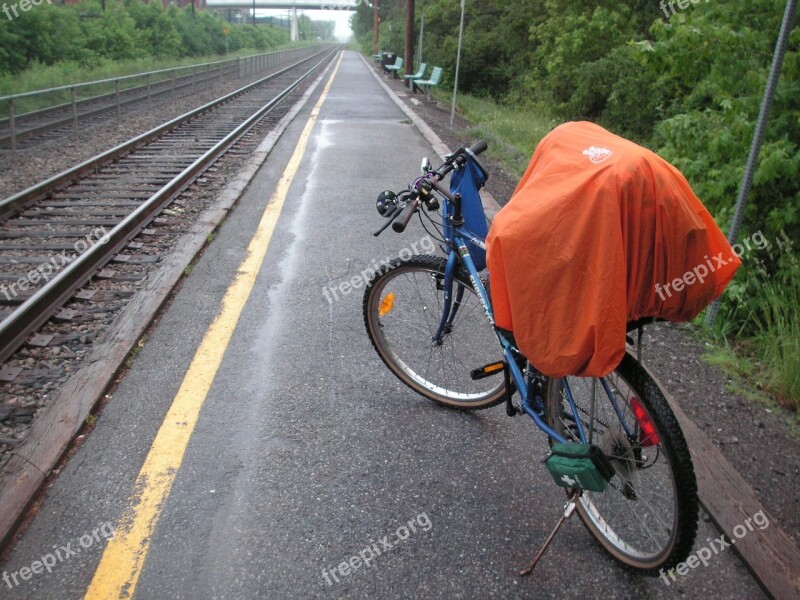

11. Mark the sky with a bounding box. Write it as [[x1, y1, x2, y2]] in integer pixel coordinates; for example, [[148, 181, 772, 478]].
[[260, 9, 355, 41]]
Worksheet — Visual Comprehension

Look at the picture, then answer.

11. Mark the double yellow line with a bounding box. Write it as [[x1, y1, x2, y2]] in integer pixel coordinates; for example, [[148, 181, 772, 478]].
[[85, 52, 343, 600]]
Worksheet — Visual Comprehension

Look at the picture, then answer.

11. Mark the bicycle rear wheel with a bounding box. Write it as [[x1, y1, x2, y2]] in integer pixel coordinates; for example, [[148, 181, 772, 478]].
[[363, 255, 506, 409], [544, 353, 698, 573]]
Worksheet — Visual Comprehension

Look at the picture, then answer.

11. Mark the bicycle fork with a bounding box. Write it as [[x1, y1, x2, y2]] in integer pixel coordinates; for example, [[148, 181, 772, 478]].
[[431, 252, 461, 344]]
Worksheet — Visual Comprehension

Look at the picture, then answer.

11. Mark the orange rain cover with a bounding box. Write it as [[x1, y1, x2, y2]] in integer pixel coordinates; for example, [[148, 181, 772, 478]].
[[486, 122, 741, 377]]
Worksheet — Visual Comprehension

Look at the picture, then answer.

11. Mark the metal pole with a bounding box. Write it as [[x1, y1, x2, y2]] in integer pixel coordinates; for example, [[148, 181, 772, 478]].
[[8, 97, 15, 157], [705, 0, 797, 326], [146, 73, 151, 106], [71, 86, 78, 134], [252, 0, 255, 26], [450, 0, 465, 126], [373, 0, 380, 55], [115, 79, 121, 121], [290, 7, 298, 42], [404, 0, 415, 82], [418, 9, 424, 67]]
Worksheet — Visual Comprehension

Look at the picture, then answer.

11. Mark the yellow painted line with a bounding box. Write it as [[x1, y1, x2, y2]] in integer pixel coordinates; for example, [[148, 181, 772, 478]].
[[85, 52, 343, 600]]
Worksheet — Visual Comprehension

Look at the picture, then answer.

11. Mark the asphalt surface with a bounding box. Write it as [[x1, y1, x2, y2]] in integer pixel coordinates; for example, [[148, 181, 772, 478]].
[[0, 51, 765, 600]]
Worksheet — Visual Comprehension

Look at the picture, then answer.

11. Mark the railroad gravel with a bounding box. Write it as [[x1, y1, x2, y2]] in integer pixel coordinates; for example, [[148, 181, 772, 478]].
[[0, 62, 302, 199], [0, 61, 320, 467]]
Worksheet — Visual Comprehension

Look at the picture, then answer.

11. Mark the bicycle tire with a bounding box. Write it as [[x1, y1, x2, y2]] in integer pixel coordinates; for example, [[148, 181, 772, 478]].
[[363, 254, 506, 410], [544, 353, 698, 573]]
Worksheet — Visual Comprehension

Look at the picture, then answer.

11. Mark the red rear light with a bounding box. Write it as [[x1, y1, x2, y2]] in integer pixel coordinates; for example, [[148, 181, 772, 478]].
[[629, 396, 660, 447]]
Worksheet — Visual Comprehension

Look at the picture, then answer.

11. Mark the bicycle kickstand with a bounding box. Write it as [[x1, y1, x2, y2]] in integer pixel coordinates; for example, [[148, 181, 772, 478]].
[[518, 491, 579, 577]]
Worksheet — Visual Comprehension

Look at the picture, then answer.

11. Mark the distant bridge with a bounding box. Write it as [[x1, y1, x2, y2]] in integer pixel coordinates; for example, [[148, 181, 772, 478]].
[[206, 0, 361, 41]]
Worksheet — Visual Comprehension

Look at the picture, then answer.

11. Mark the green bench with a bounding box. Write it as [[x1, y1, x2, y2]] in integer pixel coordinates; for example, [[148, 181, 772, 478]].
[[384, 57, 404, 78], [403, 63, 428, 85], [413, 66, 443, 98]]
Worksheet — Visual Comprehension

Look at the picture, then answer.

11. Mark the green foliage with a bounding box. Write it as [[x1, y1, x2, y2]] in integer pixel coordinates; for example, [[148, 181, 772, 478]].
[[455, 92, 557, 179], [297, 15, 335, 42], [0, 0, 291, 75], [751, 266, 800, 412], [353, 0, 798, 404]]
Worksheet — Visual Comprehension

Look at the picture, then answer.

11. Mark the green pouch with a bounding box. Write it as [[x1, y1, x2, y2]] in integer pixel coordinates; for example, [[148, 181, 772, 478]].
[[545, 443, 616, 493]]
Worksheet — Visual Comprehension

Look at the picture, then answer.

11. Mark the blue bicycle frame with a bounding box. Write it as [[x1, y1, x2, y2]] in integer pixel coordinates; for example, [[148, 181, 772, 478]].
[[427, 176, 634, 446]]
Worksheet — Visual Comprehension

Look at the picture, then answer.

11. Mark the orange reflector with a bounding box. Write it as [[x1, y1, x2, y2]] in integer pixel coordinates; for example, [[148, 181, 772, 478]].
[[629, 396, 660, 447], [379, 293, 395, 317]]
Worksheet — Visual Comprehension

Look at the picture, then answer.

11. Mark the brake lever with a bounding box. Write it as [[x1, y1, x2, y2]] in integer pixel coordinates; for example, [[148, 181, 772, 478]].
[[372, 205, 404, 237]]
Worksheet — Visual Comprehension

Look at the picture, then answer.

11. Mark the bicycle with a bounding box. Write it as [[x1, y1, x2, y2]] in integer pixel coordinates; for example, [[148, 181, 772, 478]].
[[362, 141, 699, 574]]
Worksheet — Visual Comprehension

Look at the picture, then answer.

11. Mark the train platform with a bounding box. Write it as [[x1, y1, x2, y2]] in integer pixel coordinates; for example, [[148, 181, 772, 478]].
[[0, 51, 766, 599]]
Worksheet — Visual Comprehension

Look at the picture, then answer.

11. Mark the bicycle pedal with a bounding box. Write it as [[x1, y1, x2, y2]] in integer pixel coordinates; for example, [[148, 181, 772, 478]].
[[470, 361, 505, 381]]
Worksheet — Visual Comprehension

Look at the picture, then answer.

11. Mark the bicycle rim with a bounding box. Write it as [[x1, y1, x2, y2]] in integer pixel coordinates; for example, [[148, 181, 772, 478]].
[[545, 359, 686, 570], [363, 256, 505, 409]]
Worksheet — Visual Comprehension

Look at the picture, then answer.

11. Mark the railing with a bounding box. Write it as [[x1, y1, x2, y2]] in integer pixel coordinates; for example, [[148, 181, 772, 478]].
[[0, 45, 327, 154]]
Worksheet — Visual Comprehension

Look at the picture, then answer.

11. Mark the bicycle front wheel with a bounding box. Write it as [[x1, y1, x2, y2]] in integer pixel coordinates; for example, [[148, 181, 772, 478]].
[[363, 255, 506, 410], [544, 353, 698, 573]]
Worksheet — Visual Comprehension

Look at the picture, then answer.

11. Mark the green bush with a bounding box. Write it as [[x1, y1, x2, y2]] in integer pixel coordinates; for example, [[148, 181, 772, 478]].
[[0, 0, 290, 75], [352, 0, 799, 404]]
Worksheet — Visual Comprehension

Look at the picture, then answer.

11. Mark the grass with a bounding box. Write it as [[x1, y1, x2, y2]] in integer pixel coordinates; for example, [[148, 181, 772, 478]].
[[442, 92, 559, 179], [439, 87, 799, 415], [700, 268, 800, 417], [703, 340, 800, 437], [750, 277, 800, 411]]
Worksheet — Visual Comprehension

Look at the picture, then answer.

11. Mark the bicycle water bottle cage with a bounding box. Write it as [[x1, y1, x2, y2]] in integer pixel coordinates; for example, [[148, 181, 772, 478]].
[[545, 443, 616, 493]]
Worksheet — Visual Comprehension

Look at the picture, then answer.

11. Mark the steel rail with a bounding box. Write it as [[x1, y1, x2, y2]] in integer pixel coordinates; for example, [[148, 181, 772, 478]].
[[0, 47, 328, 148], [0, 47, 339, 365], [0, 45, 333, 223]]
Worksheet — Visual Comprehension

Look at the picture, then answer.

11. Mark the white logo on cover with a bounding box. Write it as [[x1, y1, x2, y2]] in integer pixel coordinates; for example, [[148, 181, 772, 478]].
[[582, 146, 613, 164]]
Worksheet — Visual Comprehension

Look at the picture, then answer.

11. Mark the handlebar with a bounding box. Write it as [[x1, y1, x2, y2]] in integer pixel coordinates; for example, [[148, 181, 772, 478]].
[[392, 198, 419, 233], [467, 139, 489, 157], [373, 140, 488, 236], [436, 140, 488, 180]]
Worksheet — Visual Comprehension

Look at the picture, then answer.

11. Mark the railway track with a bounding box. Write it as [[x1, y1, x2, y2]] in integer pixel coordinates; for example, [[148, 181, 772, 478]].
[[0, 44, 340, 378], [0, 48, 319, 153]]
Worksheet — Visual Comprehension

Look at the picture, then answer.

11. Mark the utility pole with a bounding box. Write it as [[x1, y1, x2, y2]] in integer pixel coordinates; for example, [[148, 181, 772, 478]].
[[373, 0, 380, 55], [418, 10, 424, 67], [252, 0, 255, 26], [404, 0, 415, 82], [451, 0, 465, 125]]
